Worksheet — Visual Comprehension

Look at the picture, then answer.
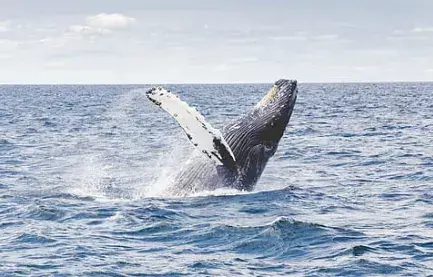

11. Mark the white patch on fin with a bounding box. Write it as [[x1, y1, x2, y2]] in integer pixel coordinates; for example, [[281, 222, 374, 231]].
[[146, 86, 236, 167]]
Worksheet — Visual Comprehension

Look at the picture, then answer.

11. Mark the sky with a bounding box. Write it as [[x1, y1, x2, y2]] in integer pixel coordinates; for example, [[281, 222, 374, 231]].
[[1, 0, 433, 84]]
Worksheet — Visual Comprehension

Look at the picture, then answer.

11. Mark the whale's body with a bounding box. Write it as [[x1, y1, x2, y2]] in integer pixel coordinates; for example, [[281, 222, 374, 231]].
[[147, 79, 298, 196]]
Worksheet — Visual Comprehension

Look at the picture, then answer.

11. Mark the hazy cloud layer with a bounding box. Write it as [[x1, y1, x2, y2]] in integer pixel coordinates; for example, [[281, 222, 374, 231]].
[[1, 0, 433, 83]]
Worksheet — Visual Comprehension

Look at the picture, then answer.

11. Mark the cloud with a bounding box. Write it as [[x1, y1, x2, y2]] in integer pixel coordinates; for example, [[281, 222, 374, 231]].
[[0, 53, 12, 60], [0, 38, 20, 49], [271, 31, 308, 41], [360, 49, 399, 56], [215, 63, 230, 71], [215, 57, 258, 71], [386, 35, 430, 41], [314, 34, 339, 41], [69, 13, 135, 36], [0, 21, 11, 32], [412, 27, 433, 33], [271, 35, 307, 41], [232, 57, 258, 63], [86, 13, 136, 29], [69, 25, 112, 35], [44, 61, 66, 69]]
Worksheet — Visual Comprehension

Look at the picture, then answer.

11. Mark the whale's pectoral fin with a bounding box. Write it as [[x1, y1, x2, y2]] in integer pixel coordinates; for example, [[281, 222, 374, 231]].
[[146, 87, 237, 169]]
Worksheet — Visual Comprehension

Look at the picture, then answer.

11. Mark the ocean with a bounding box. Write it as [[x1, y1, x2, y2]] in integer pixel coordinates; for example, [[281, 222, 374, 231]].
[[0, 83, 432, 276]]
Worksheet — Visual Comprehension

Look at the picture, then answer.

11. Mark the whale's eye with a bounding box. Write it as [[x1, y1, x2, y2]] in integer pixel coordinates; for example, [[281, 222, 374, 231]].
[[264, 141, 274, 150]]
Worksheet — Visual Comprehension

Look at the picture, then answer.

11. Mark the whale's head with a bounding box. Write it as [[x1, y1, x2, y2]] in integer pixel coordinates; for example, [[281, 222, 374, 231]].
[[224, 79, 298, 190], [251, 79, 298, 155]]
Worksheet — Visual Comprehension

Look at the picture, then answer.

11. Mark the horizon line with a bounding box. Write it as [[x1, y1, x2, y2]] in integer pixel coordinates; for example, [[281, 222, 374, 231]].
[[1, 80, 433, 86]]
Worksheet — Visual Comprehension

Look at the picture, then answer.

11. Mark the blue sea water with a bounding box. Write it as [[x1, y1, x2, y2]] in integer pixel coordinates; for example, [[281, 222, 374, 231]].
[[0, 83, 432, 276]]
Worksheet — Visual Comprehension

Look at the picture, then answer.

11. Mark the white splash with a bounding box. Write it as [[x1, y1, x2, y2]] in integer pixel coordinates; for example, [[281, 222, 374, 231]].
[[61, 88, 249, 201]]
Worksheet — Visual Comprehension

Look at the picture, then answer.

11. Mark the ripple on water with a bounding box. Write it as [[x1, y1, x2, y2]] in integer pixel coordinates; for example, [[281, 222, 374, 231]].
[[19, 204, 67, 221], [232, 217, 365, 260], [14, 233, 57, 245]]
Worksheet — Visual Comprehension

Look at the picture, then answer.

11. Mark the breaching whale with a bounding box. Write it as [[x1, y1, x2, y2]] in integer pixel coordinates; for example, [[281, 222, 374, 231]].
[[146, 79, 298, 196]]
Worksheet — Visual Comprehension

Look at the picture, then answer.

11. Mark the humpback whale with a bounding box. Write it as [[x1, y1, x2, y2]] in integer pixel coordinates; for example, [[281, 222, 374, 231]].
[[146, 79, 298, 196]]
